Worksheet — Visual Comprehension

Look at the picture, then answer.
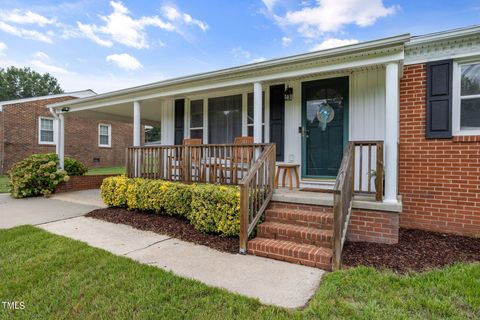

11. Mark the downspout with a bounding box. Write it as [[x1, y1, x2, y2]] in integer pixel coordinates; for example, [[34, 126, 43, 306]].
[[49, 107, 64, 169]]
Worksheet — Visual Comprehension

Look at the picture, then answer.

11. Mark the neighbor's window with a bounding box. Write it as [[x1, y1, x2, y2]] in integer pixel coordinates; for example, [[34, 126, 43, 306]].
[[460, 62, 480, 131], [38, 117, 55, 144], [98, 124, 111, 147], [190, 99, 204, 140]]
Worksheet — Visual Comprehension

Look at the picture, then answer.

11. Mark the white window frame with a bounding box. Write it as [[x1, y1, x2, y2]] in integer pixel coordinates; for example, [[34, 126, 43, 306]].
[[38, 116, 56, 145], [98, 123, 112, 147], [188, 99, 204, 141], [453, 59, 480, 136]]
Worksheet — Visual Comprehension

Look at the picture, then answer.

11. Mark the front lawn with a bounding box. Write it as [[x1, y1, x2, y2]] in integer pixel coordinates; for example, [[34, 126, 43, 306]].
[[0, 175, 9, 193], [1, 226, 479, 319], [86, 166, 125, 175]]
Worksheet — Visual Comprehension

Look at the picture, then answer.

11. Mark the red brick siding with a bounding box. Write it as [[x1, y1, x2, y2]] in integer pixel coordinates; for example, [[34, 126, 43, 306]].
[[0, 96, 133, 174], [55, 174, 117, 193], [347, 210, 399, 244], [399, 63, 480, 237]]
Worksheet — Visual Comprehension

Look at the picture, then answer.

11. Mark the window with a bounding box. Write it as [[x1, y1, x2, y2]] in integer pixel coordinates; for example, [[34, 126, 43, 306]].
[[38, 117, 55, 144], [460, 62, 480, 130], [454, 61, 480, 135], [247, 92, 265, 139], [145, 125, 161, 145], [98, 124, 111, 147], [208, 95, 242, 144], [190, 99, 204, 140]]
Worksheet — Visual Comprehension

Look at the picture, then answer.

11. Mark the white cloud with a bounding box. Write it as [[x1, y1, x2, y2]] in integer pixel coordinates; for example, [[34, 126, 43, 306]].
[[310, 38, 359, 51], [30, 59, 69, 74], [0, 42, 6, 56], [0, 9, 56, 26], [0, 21, 52, 43], [262, 0, 279, 11], [106, 53, 142, 71], [249, 57, 267, 63], [230, 47, 251, 59], [32, 51, 50, 61], [281, 36, 292, 47], [161, 5, 208, 31], [275, 0, 397, 38], [77, 1, 175, 49]]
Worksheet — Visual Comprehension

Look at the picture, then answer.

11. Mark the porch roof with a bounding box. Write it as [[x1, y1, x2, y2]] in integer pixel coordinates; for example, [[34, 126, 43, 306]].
[[48, 33, 409, 118]]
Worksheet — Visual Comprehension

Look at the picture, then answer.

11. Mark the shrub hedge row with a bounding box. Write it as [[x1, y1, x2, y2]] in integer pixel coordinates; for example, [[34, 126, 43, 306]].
[[101, 176, 240, 236]]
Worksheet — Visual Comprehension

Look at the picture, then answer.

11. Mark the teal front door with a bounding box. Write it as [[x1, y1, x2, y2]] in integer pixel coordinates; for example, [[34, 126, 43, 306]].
[[301, 77, 349, 179]]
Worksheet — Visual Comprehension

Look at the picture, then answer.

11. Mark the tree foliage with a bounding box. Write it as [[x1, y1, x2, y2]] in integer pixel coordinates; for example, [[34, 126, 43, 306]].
[[0, 66, 64, 101]]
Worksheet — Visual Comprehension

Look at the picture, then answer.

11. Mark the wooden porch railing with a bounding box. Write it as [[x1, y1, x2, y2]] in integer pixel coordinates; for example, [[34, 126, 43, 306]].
[[238, 144, 276, 254], [353, 141, 384, 201], [126, 143, 270, 184], [332, 142, 355, 270], [126, 143, 276, 254]]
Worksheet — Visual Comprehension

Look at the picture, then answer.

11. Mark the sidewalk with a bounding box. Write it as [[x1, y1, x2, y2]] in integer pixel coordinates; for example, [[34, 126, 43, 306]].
[[39, 216, 325, 308]]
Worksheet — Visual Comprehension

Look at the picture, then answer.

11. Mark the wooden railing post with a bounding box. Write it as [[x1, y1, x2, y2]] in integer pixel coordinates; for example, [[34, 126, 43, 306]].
[[376, 142, 384, 201], [239, 184, 249, 254]]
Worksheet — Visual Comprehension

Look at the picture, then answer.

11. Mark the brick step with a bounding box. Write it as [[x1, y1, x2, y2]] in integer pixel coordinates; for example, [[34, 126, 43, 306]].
[[257, 222, 333, 248], [248, 238, 332, 270], [265, 208, 333, 229]]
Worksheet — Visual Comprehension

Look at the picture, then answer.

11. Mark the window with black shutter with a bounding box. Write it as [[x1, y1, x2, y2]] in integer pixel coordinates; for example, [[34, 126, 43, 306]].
[[269, 84, 285, 161], [174, 99, 185, 145], [426, 60, 453, 138]]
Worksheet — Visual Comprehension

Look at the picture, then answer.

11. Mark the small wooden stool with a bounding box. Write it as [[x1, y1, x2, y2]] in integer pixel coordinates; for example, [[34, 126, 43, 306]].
[[275, 163, 300, 190]]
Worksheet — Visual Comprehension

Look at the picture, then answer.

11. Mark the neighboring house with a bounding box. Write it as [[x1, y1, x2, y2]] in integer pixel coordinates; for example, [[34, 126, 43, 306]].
[[0, 90, 134, 174], [49, 26, 480, 269]]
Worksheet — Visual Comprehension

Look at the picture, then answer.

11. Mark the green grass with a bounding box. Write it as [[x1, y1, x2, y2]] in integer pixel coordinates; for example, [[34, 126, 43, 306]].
[[86, 166, 125, 175], [1, 226, 479, 319], [0, 175, 10, 193]]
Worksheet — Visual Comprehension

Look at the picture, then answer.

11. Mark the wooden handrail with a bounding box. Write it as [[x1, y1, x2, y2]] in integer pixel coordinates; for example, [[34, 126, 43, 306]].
[[332, 142, 355, 270], [238, 144, 276, 254]]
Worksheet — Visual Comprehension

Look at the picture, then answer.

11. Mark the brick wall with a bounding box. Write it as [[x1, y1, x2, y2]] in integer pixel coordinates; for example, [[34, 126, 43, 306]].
[[399, 63, 480, 237], [55, 174, 117, 193], [347, 210, 399, 244], [0, 96, 133, 174]]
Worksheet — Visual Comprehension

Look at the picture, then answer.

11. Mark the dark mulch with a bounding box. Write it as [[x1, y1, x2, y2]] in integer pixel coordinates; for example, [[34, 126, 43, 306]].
[[343, 228, 480, 274], [86, 208, 239, 254]]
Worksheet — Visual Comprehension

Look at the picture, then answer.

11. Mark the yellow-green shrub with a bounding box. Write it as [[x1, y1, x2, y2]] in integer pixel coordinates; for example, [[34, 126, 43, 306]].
[[189, 184, 240, 236], [100, 176, 240, 236]]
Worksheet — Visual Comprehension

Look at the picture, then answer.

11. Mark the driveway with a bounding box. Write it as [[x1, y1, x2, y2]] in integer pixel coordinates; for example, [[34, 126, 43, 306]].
[[0, 190, 103, 229]]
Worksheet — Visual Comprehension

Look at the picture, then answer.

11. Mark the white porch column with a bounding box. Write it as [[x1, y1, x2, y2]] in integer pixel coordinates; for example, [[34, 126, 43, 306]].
[[133, 101, 141, 147], [384, 62, 399, 203], [58, 114, 65, 169], [253, 82, 263, 143]]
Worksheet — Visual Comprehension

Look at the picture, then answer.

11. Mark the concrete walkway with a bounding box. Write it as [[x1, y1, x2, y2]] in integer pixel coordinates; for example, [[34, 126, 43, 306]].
[[50, 189, 106, 208], [0, 193, 100, 229], [39, 216, 324, 308]]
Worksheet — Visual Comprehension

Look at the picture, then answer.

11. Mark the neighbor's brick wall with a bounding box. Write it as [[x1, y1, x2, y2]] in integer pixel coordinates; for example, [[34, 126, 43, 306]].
[[0, 96, 133, 174], [347, 210, 399, 244], [55, 174, 118, 193], [399, 63, 480, 237]]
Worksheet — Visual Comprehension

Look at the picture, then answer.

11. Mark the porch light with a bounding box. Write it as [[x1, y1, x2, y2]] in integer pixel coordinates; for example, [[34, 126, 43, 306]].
[[61, 107, 70, 112], [284, 86, 293, 101]]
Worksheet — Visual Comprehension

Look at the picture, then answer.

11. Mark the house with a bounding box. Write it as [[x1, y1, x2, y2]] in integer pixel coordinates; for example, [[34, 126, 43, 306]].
[[48, 26, 480, 270], [0, 90, 135, 174]]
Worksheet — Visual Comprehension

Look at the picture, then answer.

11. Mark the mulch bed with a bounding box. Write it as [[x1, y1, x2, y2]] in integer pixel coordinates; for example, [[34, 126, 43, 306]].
[[342, 228, 480, 274], [86, 208, 239, 254]]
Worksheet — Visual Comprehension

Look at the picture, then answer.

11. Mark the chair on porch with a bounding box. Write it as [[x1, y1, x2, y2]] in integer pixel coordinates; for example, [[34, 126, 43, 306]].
[[167, 138, 203, 181], [219, 136, 254, 184]]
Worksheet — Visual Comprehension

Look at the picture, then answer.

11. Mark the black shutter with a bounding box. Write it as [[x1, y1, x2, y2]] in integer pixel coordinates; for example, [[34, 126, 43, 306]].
[[174, 99, 184, 145], [426, 59, 453, 139], [269, 84, 285, 161]]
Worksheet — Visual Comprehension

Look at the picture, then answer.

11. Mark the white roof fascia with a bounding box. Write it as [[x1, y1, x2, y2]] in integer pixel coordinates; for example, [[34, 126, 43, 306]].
[[0, 90, 96, 111], [49, 34, 409, 112], [407, 25, 480, 46]]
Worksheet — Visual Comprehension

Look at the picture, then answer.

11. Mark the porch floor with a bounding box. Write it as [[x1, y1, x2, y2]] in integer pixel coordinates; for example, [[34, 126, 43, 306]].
[[273, 188, 402, 213]]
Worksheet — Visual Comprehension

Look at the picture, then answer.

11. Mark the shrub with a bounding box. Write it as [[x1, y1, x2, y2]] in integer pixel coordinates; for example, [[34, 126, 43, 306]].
[[101, 176, 240, 236], [8, 153, 69, 198], [64, 157, 87, 176]]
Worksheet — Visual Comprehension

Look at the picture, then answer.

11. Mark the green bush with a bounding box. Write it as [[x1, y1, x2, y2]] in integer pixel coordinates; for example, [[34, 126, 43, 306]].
[[101, 176, 240, 236], [8, 153, 69, 198], [64, 157, 87, 176]]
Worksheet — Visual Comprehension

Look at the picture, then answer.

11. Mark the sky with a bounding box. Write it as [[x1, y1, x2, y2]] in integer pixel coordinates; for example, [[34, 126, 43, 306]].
[[0, 0, 479, 93]]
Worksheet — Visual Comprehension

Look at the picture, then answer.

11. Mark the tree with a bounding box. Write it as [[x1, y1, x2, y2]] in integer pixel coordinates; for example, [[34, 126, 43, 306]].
[[0, 66, 64, 101]]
